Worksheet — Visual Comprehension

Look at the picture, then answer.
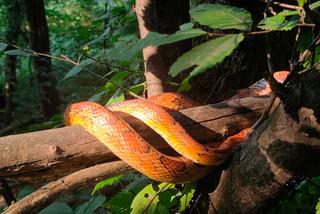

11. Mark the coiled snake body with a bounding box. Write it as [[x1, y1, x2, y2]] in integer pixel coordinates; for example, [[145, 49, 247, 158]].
[[64, 71, 288, 183]]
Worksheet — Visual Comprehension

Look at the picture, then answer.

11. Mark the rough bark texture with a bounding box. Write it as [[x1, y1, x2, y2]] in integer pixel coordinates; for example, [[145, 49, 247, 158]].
[[135, 0, 190, 96], [0, 96, 267, 183], [207, 68, 320, 213], [24, 0, 61, 120], [2, 0, 21, 125]]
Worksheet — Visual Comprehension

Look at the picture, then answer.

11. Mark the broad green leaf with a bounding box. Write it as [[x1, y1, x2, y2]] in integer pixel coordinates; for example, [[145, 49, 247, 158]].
[[39, 203, 73, 214], [311, 1, 320, 10], [110, 23, 206, 60], [0, 42, 8, 52], [130, 183, 174, 214], [190, 4, 252, 31], [258, 14, 299, 31], [178, 184, 195, 212], [75, 195, 106, 214], [170, 34, 244, 77], [4, 49, 30, 56], [143, 24, 207, 47], [92, 175, 124, 195], [63, 58, 95, 80], [104, 192, 135, 214]]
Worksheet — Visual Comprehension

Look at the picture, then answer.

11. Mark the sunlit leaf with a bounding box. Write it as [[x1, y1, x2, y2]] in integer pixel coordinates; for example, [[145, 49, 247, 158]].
[[75, 195, 106, 214], [178, 184, 195, 212], [190, 4, 252, 31], [5, 49, 30, 56], [0, 42, 8, 52], [130, 183, 174, 214], [316, 198, 320, 214], [170, 34, 244, 77], [39, 203, 73, 214], [258, 14, 299, 31], [297, 0, 305, 6], [92, 175, 124, 195]]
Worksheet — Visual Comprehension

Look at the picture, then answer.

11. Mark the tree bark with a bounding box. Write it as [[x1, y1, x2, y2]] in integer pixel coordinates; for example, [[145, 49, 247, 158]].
[[135, 0, 190, 96], [24, 0, 61, 120], [207, 66, 320, 213], [2, 0, 21, 125], [0, 96, 267, 183]]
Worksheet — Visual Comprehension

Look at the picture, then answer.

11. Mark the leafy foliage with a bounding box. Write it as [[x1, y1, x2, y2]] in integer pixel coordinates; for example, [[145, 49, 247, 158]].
[[190, 4, 252, 31], [169, 33, 245, 78]]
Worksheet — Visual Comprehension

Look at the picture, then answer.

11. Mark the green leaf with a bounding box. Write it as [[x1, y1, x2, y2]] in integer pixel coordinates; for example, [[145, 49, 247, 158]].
[[170, 34, 244, 77], [75, 195, 106, 214], [104, 192, 135, 214], [92, 175, 124, 195], [0, 42, 8, 52], [39, 203, 73, 214], [104, 71, 130, 92], [130, 183, 174, 214], [190, 4, 252, 31], [143, 24, 207, 47], [316, 198, 320, 214], [4, 49, 30, 56], [258, 14, 299, 31], [129, 82, 145, 94], [63, 58, 95, 80], [178, 184, 195, 212], [110, 23, 206, 60], [178, 77, 192, 92], [297, 0, 305, 6], [106, 89, 125, 105]]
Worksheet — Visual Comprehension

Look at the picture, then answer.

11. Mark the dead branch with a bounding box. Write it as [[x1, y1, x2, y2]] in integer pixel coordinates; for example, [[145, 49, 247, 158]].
[[4, 161, 131, 214], [0, 96, 268, 182]]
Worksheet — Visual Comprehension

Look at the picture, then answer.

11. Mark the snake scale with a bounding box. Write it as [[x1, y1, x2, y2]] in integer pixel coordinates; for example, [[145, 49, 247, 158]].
[[64, 71, 289, 183]]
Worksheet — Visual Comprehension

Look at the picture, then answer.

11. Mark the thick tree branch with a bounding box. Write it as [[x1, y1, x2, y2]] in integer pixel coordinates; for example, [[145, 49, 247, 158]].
[[0, 97, 267, 182], [4, 161, 132, 214]]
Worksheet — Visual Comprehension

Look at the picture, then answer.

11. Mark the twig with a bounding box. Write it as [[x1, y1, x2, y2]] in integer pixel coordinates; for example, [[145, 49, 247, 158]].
[[84, 55, 141, 75], [1, 41, 143, 99], [272, 2, 302, 10], [4, 161, 132, 214]]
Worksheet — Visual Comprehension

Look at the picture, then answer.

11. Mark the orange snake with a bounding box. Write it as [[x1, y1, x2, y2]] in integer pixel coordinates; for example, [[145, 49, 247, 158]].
[[64, 71, 289, 183]]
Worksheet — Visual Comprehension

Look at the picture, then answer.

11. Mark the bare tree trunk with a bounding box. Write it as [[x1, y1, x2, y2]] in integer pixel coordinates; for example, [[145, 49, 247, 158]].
[[135, 0, 190, 96], [24, 0, 61, 120], [2, 0, 21, 125]]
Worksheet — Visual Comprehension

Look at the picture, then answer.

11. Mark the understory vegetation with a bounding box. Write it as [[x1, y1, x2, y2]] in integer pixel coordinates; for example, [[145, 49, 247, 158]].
[[0, 0, 320, 213]]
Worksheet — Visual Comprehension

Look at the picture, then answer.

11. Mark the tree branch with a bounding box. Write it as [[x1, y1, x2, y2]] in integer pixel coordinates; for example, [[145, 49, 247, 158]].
[[4, 161, 132, 214], [0, 96, 267, 183]]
